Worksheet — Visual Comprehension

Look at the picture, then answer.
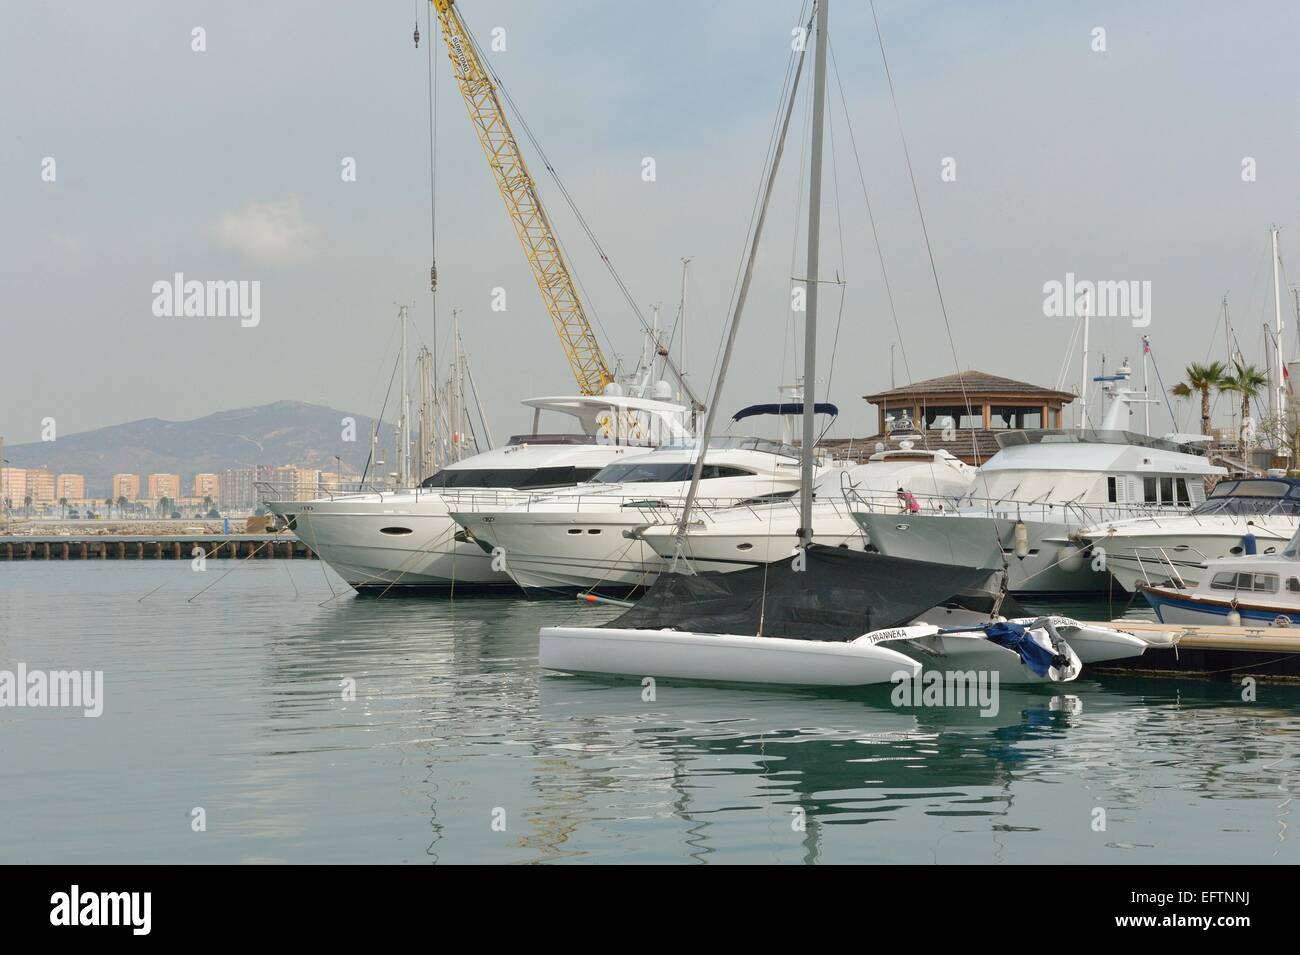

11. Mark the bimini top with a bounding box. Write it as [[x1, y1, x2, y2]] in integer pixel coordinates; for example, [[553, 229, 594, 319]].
[[732, 402, 839, 421]]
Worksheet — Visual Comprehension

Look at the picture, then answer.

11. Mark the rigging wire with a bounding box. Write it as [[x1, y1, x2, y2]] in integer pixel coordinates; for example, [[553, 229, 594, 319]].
[[868, 0, 980, 468]]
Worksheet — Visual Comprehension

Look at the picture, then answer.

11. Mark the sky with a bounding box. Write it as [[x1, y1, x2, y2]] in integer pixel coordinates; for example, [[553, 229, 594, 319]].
[[4, 0, 1300, 448]]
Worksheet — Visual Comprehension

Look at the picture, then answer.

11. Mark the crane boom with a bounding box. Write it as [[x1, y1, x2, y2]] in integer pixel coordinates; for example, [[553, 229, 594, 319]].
[[430, 0, 613, 396]]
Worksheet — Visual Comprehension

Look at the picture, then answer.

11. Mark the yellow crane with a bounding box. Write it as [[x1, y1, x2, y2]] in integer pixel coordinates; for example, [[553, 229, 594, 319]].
[[426, 0, 613, 396]]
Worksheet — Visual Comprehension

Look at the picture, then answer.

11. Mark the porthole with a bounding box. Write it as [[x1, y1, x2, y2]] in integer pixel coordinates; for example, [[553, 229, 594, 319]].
[[567, 528, 582, 535], [379, 527, 413, 536], [736, 542, 754, 551]]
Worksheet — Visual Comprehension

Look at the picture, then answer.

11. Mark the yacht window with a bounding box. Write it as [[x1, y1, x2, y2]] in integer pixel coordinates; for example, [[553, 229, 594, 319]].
[[1253, 574, 1279, 593], [1176, 479, 1191, 506], [1288, 578, 1300, 594], [1160, 477, 1174, 505], [419, 466, 601, 489], [1210, 572, 1238, 591], [1143, 477, 1157, 503], [1107, 477, 1117, 503], [590, 462, 755, 483]]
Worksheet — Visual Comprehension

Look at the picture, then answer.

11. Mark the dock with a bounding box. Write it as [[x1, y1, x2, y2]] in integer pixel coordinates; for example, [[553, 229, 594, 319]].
[[1090, 620, 1300, 682], [0, 534, 316, 561]]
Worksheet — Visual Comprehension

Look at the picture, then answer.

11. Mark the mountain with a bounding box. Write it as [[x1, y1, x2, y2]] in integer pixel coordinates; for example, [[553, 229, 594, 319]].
[[3, 401, 397, 496]]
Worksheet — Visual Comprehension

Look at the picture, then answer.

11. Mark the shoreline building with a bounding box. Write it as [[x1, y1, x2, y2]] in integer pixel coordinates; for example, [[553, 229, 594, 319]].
[[56, 474, 86, 501], [113, 473, 141, 502], [825, 371, 1076, 466], [147, 473, 181, 500]]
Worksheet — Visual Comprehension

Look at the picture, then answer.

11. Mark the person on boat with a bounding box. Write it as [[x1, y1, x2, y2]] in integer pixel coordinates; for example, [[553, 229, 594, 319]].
[[897, 486, 921, 514]]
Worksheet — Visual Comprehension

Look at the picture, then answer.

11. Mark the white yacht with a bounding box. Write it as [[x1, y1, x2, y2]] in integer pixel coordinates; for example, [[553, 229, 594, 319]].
[[1138, 525, 1300, 627], [447, 438, 807, 597], [1079, 476, 1300, 592], [635, 441, 976, 573], [851, 383, 1226, 594], [265, 390, 690, 594]]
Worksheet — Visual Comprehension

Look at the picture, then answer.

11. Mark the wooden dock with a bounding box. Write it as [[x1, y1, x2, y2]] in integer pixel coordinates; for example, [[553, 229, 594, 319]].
[[0, 534, 316, 561], [1089, 620, 1300, 682]]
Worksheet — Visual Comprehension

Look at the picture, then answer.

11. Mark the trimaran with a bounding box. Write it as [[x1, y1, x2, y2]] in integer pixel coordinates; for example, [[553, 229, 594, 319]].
[[538, 0, 1151, 687]]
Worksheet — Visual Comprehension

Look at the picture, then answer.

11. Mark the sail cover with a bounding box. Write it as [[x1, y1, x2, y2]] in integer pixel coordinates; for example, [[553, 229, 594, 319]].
[[604, 545, 1000, 642]]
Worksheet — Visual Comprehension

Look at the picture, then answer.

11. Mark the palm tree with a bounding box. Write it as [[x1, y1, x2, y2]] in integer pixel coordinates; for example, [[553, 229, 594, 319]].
[[1171, 361, 1229, 436], [1220, 360, 1269, 450]]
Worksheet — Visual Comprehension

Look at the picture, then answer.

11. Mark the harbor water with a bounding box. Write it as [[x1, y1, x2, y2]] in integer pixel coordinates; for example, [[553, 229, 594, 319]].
[[1, 561, 1296, 864]]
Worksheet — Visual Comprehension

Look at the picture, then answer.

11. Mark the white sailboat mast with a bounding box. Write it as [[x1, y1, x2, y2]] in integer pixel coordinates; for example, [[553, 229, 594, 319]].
[[1272, 226, 1285, 427], [799, 0, 830, 546]]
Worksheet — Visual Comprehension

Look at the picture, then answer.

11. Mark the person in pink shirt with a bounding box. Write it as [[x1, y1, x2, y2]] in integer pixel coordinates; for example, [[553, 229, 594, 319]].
[[897, 486, 920, 514]]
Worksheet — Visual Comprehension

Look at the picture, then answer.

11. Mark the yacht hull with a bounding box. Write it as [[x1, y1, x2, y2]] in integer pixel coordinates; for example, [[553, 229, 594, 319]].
[[456, 510, 670, 597], [1140, 583, 1300, 627], [1083, 522, 1295, 593], [270, 497, 515, 593]]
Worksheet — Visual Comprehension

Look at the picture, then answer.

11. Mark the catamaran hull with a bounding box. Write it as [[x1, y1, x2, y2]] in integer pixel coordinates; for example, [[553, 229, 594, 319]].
[[270, 499, 514, 593], [539, 626, 922, 686]]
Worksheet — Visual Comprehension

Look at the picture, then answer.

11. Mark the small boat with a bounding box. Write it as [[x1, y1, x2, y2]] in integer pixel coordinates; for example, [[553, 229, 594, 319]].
[[1138, 525, 1300, 626]]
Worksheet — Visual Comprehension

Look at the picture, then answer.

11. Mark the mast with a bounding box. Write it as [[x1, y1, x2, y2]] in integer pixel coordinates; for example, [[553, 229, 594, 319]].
[[799, 0, 830, 549], [679, 258, 691, 403], [399, 304, 411, 485], [1141, 334, 1151, 436], [1077, 292, 1090, 431], [1272, 226, 1285, 427]]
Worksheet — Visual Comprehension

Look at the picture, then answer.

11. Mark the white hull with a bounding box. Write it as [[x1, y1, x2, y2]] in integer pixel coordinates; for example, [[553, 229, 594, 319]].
[[459, 509, 673, 595], [539, 626, 921, 686], [272, 495, 513, 592], [1085, 521, 1296, 593]]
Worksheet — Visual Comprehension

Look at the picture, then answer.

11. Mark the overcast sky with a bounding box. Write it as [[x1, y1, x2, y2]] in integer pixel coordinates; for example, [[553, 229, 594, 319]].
[[5, 0, 1300, 447]]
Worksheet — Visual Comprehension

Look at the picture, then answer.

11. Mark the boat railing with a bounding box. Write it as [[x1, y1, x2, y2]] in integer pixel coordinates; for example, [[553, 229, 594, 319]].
[[256, 479, 391, 503], [839, 488, 1193, 525], [1125, 544, 1216, 589], [440, 488, 807, 517]]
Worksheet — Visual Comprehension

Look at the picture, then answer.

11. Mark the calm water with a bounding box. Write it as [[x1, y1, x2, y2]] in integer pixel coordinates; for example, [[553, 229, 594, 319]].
[[1, 561, 1297, 864]]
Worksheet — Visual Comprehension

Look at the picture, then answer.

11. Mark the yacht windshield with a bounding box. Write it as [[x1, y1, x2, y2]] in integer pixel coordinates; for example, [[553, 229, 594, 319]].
[[419, 466, 601, 489], [1192, 479, 1300, 516]]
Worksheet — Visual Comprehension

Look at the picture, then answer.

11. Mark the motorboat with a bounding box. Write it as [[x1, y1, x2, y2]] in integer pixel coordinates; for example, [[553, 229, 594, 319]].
[[1138, 524, 1300, 627], [266, 390, 690, 594], [634, 440, 975, 573], [1078, 476, 1300, 592], [448, 437, 808, 597], [850, 377, 1226, 594]]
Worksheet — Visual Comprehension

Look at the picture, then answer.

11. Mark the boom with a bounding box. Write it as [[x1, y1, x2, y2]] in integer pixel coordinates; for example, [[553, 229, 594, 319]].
[[430, 0, 613, 395]]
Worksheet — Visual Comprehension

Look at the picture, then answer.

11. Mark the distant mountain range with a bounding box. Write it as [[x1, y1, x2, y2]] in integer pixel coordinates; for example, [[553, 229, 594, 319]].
[[3, 401, 396, 495]]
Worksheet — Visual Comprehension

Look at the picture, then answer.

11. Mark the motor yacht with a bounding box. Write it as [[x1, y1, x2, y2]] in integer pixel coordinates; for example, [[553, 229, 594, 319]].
[[265, 390, 690, 594], [448, 437, 807, 597], [1078, 476, 1300, 592]]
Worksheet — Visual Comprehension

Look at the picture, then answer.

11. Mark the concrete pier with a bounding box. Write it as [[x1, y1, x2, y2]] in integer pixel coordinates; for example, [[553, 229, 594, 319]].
[[0, 534, 315, 561]]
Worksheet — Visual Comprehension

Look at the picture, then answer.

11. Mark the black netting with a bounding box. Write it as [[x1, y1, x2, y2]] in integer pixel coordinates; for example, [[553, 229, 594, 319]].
[[604, 545, 999, 642]]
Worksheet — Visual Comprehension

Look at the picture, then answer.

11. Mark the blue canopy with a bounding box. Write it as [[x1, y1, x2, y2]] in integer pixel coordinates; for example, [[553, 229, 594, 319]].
[[732, 402, 839, 422]]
